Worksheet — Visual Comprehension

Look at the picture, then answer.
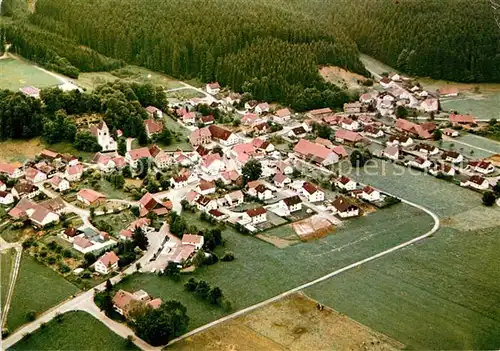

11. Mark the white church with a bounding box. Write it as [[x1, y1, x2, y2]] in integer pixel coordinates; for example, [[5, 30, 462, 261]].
[[91, 121, 117, 152]]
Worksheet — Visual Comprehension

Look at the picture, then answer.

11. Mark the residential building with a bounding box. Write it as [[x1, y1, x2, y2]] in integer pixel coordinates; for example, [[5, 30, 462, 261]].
[[189, 127, 212, 147], [181, 234, 204, 250], [113, 289, 162, 318], [361, 186, 381, 202], [0, 181, 5, 192], [90, 121, 117, 152], [335, 176, 356, 191], [244, 207, 267, 224], [418, 98, 439, 113], [77, 189, 106, 206], [24, 167, 47, 183], [206, 82, 221, 95], [363, 125, 384, 138], [196, 195, 217, 212], [278, 195, 302, 213], [200, 115, 215, 125], [306, 108, 332, 119], [469, 160, 495, 175], [171, 174, 188, 189], [441, 150, 463, 164], [430, 163, 456, 177], [449, 114, 477, 126], [302, 182, 324, 202], [65, 163, 84, 182], [125, 147, 152, 166], [294, 139, 339, 166], [274, 172, 291, 188], [461, 175, 490, 190], [0, 190, 14, 205], [138, 192, 172, 217], [416, 143, 439, 155], [443, 128, 459, 137], [248, 184, 273, 201], [288, 126, 307, 139], [387, 135, 413, 147], [0, 163, 24, 179], [8, 198, 59, 227], [209, 125, 239, 146], [12, 181, 39, 199], [331, 197, 360, 218], [335, 129, 363, 144], [145, 106, 163, 119], [277, 161, 293, 175], [181, 112, 196, 125], [383, 146, 399, 161], [144, 119, 164, 138], [273, 108, 291, 123], [201, 153, 225, 175], [255, 102, 270, 115], [225, 190, 244, 207], [197, 180, 216, 195], [95, 251, 120, 274], [340, 117, 360, 131], [410, 157, 432, 169], [252, 138, 275, 153], [439, 87, 459, 97], [343, 102, 362, 114], [49, 176, 70, 192]]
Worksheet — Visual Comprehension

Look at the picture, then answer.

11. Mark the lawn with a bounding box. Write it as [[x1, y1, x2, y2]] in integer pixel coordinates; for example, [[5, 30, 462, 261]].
[[6, 253, 79, 332], [115, 202, 434, 331], [76, 65, 182, 91], [0, 225, 35, 243], [131, 115, 193, 151], [166, 89, 205, 100], [305, 226, 500, 350], [0, 138, 93, 164], [1, 248, 15, 310], [0, 57, 62, 91], [93, 210, 137, 236], [87, 179, 133, 200], [307, 159, 500, 349], [441, 93, 500, 121], [9, 311, 138, 350]]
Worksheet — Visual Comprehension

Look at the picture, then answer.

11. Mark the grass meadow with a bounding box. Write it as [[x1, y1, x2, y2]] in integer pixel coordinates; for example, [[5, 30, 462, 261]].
[[9, 311, 137, 351], [1, 248, 15, 310], [6, 254, 79, 332], [0, 58, 61, 91]]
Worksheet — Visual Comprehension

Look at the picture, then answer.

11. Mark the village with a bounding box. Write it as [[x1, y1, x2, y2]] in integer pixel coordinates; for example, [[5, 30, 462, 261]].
[[2, 70, 500, 347]]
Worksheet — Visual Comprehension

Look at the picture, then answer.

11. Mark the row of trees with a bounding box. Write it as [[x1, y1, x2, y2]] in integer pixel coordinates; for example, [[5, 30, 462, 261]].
[[184, 278, 231, 310]]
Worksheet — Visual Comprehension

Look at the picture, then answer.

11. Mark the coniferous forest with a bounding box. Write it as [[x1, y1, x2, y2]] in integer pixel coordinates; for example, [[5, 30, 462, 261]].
[[1, 0, 499, 110]]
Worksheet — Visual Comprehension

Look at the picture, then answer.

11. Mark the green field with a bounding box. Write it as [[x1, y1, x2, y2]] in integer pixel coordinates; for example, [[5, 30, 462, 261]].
[[441, 94, 500, 121], [115, 202, 434, 331], [9, 311, 138, 351], [94, 210, 137, 235], [0, 57, 62, 91], [166, 88, 205, 100], [307, 159, 500, 349], [76, 65, 183, 91], [1, 248, 16, 310], [6, 254, 79, 332]]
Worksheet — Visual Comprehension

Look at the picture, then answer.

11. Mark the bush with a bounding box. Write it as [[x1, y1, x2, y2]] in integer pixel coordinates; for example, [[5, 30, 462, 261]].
[[47, 256, 57, 265], [221, 251, 235, 262], [62, 249, 73, 258], [25, 311, 37, 322], [59, 264, 71, 274]]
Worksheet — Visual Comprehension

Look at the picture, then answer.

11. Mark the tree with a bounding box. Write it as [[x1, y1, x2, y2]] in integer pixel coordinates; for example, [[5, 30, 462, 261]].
[[163, 262, 180, 281], [350, 149, 367, 167], [482, 191, 496, 206], [25, 311, 37, 322], [158, 128, 173, 146], [221, 251, 235, 261], [117, 138, 127, 156], [122, 165, 132, 179], [395, 106, 408, 119], [184, 277, 198, 292], [208, 287, 223, 305], [195, 280, 211, 299], [131, 206, 140, 217], [105, 279, 113, 292], [242, 159, 262, 183], [136, 157, 150, 179], [134, 301, 189, 346], [73, 131, 102, 152], [84, 252, 96, 266], [433, 129, 442, 141], [132, 226, 149, 250], [493, 181, 500, 194], [212, 146, 223, 157]]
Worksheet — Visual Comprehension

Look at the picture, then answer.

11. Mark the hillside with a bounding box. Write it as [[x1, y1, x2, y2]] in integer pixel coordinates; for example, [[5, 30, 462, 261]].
[[8, 0, 367, 110], [325, 0, 500, 82]]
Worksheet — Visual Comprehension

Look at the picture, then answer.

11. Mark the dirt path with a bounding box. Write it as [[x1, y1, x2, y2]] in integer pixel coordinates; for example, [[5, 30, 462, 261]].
[[0, 231, 23, 329]]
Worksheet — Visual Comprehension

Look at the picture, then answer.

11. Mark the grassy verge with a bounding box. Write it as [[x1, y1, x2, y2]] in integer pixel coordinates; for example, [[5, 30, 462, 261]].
[[6, 253, 79, 332], [9, 311, 138, 350], [1, 248, 16, 310]]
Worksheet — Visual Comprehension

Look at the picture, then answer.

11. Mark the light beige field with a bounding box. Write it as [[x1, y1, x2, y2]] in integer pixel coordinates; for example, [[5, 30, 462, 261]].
[[320, 66, 367, 89], [168, 293, 404, 351]]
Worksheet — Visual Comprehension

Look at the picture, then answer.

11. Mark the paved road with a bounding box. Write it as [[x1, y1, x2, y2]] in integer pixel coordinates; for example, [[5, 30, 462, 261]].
[[0, 236, 23, 328], [126, 138, 135, 152], [167, 194, 440, 347]]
